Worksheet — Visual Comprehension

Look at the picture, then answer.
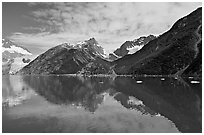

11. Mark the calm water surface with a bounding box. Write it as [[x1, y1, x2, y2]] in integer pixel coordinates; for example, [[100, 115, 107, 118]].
[[2, 75, 202, 133]]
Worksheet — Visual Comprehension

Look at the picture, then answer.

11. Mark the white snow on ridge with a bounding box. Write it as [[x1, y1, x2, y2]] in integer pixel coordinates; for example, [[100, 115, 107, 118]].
[[76, 41, 85, 46], [2, 45, 32, 55], [9, 55, 37, 74], [111, 52, 122, 58], [9, 57, 29, 74], [101, 48, 109, 58], [127, 45, 144, 54]]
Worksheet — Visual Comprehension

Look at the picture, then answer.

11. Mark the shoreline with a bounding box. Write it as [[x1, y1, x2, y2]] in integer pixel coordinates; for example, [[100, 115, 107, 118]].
[[5, 73, 202, 79]]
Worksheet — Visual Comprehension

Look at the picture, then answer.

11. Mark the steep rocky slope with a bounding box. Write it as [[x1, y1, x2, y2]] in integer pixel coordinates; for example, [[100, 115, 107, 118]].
[[113, 7, 202, 76], [19, 38, 111, 75]]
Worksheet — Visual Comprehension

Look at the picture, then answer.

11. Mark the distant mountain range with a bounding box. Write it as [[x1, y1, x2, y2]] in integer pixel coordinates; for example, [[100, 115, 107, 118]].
[[109, 35, 156, 61], [16, 7, 202, 76], [2, 39, 34, 74], [2, 39, 32, 61]]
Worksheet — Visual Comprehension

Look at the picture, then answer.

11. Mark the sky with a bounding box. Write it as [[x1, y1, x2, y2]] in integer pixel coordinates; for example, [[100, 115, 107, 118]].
[[2, 2, 202, 55]]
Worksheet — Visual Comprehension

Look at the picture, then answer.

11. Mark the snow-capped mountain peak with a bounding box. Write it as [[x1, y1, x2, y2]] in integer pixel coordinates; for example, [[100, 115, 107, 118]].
[[2, 39, 34, 75], [2, 45, 32, 55], [63, 38, 108, 58], [108, 35, 156, 61], [2, 39, 32, 55], [125, 35, 156, 54]]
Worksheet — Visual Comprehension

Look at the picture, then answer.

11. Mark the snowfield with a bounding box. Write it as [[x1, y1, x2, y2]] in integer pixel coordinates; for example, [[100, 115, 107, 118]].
[[2, 45, 32, 55]]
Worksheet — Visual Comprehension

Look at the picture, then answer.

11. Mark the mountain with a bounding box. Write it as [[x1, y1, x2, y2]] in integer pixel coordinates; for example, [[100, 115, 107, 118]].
[[75, 37, 107, 58], [109, 35, 156, 61], [2, 39, 32, 61], [18, 7, 202, 76], [2, 39, 33, 74], [19, 38, 111, 75], [113, 7, 202, 76]]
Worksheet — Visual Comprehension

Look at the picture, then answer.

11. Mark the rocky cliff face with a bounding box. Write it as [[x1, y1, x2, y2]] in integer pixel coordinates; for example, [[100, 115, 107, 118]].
[[113, 7, 202, 76]]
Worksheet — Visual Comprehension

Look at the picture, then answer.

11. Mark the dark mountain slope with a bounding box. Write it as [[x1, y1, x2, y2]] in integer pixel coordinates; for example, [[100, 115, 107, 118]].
[[18, 8, 201, 76], [113, 77, 201, 132], [182, 26, 202, 76], [19, 45, 92, 74], [78, 57, 112, 74], [19, 38, 111, 75], [113, 7, 202, 76]]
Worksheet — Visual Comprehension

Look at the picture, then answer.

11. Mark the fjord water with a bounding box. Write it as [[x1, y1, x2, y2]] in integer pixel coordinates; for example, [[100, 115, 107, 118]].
[[2, 75, 201, 133]]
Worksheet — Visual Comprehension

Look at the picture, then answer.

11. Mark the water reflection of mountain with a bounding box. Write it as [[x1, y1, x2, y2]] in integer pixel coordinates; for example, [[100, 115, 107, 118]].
[[2, 76, 34, 108], [22, 76, 201, 133], [113, 77, 202, 133], [22, 76, 157, 115], [22, 76, 109, 112]]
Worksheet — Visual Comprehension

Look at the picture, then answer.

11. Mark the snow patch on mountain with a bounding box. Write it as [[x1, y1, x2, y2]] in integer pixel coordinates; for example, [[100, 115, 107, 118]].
[[73, 38, 108, 58], [2, 39, 33, 74], [9, 55, 37, 74], [112, 52, 122, 58], [2, 45, 32, 55], [127, 45, 144, 54], [110, 35, 156, 60], [101, 48, 109, 58]]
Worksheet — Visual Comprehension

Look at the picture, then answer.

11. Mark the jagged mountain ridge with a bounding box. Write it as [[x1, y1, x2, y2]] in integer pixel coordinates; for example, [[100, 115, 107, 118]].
[[19, 38, 111, 75], [76, 38, 107, 58], [19, 7, 202, 76], [113, 7, 202, 76]]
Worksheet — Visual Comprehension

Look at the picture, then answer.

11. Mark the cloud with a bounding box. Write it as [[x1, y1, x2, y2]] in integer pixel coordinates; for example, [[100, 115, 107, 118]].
[[13, 32, 23, 35], [9, 2, 201, 54], [23, 27, 46, 33]]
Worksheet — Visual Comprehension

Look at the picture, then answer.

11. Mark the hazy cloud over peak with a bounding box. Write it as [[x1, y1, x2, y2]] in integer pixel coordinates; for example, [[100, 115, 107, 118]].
[[3, 2, 201, 54]]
